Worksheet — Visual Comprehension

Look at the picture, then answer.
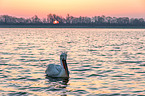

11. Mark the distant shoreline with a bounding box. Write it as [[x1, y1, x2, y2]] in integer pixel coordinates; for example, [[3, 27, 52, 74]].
[[0, 25, 145, 29]]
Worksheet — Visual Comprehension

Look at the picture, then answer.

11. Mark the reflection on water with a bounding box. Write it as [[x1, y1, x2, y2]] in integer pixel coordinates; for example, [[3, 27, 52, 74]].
[[46, 76, 69, 85], [45, 76, 69, 96], [0, 28, 145, 95]]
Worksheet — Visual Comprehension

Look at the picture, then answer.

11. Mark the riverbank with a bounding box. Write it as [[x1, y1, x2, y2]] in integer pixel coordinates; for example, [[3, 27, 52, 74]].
[[0, 24, 145, 29]]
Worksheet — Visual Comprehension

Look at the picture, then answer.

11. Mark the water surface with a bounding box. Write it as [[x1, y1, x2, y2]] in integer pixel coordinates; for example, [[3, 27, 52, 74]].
[[0, 28, 145, 95]]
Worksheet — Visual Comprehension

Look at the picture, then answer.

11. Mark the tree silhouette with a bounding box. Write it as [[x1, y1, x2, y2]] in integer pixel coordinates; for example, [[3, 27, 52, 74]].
[[0, 14, 144, 27]]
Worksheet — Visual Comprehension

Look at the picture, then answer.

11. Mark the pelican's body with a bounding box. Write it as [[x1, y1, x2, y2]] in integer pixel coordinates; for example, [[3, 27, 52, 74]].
[[45, 52, 69, 77]]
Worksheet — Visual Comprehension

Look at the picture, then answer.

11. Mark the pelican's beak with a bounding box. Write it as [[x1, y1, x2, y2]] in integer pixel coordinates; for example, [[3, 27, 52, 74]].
[[62, 59, 69, 77]]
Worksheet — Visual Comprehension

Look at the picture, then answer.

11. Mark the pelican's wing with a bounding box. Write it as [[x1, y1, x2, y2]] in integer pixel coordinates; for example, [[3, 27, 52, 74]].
[[55, 65, 62, 72], [45, 64, 62, 77]]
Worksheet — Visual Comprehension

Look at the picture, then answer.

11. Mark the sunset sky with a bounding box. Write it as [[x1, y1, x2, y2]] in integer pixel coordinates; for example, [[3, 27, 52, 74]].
[[0, 0, 145, 18]]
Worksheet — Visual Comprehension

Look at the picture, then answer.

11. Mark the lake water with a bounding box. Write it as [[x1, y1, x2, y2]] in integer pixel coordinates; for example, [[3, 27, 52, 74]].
[[0, 28, 145, 95]]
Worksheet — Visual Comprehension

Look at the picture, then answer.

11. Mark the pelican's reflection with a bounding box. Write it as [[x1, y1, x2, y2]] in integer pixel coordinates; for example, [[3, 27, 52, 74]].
[[45, 75, 69, 85], [45, 76, 69, 96]]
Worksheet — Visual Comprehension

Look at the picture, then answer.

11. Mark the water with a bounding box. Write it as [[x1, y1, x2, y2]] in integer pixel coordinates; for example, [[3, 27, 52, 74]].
[[0, 28, 145, 95]]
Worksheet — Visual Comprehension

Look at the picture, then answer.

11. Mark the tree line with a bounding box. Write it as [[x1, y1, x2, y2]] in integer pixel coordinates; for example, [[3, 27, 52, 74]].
[[0, 14, 145, 26]]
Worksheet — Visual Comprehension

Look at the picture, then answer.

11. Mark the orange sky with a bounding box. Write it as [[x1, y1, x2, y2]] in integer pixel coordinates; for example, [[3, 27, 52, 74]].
[[0, 0, 145, 18]]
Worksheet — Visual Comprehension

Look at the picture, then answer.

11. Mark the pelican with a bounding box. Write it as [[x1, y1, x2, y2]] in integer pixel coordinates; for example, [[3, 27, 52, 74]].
[[45, 52, 69, 77]]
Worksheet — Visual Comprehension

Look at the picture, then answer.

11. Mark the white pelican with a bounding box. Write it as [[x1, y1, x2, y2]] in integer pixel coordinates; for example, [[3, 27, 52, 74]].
[[45, 52, 69, 77]]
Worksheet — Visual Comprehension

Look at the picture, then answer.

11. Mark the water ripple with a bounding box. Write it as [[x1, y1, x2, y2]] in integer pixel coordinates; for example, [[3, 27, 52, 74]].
[[0, 28, 145, 95]]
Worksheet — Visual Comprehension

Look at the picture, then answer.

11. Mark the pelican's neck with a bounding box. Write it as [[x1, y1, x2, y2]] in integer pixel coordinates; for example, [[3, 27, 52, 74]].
[[60, 59, 67, 69], [60, 59, 69, 77], [60, 59, 64, 67]]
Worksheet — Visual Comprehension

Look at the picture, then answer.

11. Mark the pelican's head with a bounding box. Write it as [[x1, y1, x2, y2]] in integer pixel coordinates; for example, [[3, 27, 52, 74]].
[[60, 52, 67, 60], [60, 52, 69, 77]]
